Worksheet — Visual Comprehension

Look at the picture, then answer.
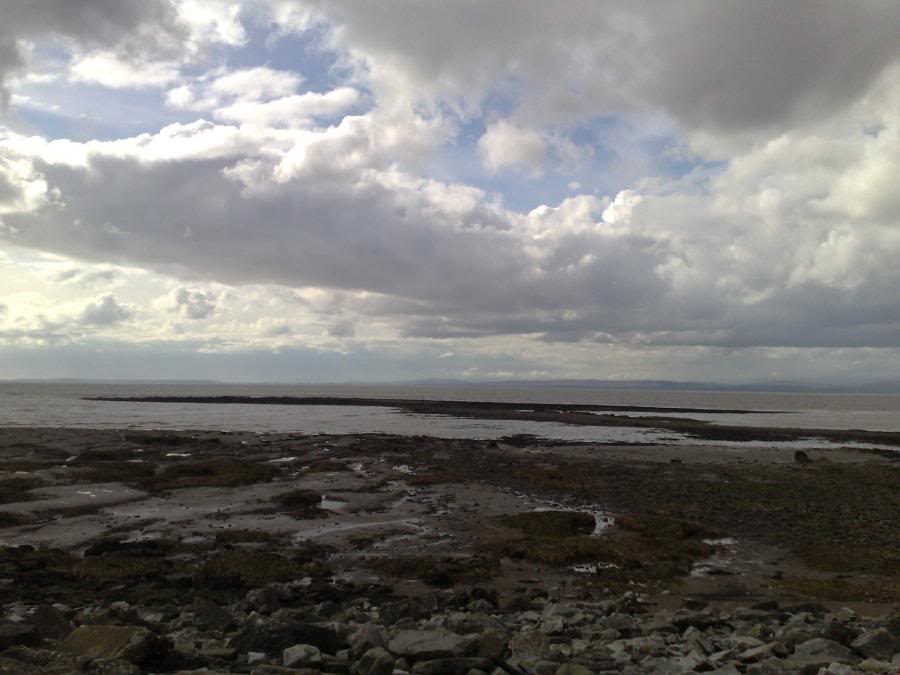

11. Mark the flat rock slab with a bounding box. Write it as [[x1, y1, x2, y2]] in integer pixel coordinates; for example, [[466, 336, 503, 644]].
[[387, 629, 474, 661], [60, 625, 156, 663]]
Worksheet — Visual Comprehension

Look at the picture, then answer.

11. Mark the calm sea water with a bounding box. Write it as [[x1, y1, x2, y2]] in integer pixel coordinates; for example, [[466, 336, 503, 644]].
[[0, 382, 898, 448]]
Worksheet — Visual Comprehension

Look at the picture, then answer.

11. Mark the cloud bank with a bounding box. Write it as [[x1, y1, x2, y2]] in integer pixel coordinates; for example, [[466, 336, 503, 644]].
[[0, 1, 898, 382]]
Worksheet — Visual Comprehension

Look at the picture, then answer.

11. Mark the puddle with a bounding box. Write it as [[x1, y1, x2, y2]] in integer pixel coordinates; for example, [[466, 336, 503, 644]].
[[571, 562, 619, 574], [533, 504, 615, 536], [166, 452, 192, 458], [293, 518, 422, 541], [320, 496, 349, 511], [267, 456, 299, 463]]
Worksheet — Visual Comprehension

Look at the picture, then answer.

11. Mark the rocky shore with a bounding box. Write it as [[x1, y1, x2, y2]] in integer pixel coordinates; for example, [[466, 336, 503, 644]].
[[0, 425, 897, 673], [2, 578, 899, 674]]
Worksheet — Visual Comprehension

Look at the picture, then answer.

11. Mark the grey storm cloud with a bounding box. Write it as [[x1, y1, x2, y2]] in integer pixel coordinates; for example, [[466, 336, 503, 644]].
[[1, 1, 898, 355], [0, 0, 181, 108], [172, 287, 216, 320], [79, 293, 133, 326], [304, 0, 900, 132]]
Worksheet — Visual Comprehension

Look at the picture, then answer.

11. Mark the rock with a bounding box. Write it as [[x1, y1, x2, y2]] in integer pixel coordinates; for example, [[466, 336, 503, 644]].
[[355, 646, 394, 675], [233, 621, 345, 655], [283, 643, 322, 668], [794, 638, 853, 659], [782, 654, 853, 674], [822, 620, 859, 647], [0, 623, 38, 649], [245, 585, 289, 615], [410, 657, 492, 674], [193, 597, 234, 632], [555, 665, 593, 675], [474, 627, 508, 661], [746, 658, 789, 674], [794, 450, 812, 463], [821, 663, 856, 674], [348, 624, 388, 660], [530, 661, 561, 675], [708, 665, 742, 675], [508, 629, 550, 662], [739, 642, 787, 663], [851, 627, 897, 661], [59, 625, 159, 664], [387, 629, 474, 662], [31, 605, 71, 639], [859, 657, 900, 672]]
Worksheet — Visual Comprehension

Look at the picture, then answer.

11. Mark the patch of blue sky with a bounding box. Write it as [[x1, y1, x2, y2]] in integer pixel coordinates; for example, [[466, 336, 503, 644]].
[[9, 82, 197, 141], [223, 20, 352, 95]]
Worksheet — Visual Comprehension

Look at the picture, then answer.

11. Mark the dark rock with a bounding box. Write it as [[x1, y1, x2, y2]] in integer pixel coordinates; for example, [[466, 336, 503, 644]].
[[31, 605, 71, 639], [0, 623, 38, 650], [192, 597, 234, 632], [851, 627, 897, 661], [355, 646, 394, 675], [233, 621, 345, 655], [823, 620, 860, 647], [794, 450, 812, 464], [410, 656, 492, 674]]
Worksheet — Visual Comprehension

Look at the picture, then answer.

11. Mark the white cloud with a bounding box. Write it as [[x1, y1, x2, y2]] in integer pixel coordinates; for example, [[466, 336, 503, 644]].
[[70, 51, 181, 89], [478, 120, 546, 175]]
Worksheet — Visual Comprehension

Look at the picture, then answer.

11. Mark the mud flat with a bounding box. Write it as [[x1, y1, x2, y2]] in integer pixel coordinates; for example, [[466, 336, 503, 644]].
[[0, 426, 898, 673]]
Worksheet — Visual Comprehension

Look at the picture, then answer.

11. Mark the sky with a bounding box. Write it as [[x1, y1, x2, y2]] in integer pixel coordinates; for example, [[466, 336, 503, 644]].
[[0, 1, 899, 384]]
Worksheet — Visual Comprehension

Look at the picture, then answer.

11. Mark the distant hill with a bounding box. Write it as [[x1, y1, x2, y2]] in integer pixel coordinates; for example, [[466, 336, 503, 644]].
[[401, 379, 900, 394]]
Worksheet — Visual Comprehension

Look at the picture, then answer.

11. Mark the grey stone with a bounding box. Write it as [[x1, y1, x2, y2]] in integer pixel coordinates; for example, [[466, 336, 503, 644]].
[[355, 646, 394, 675], [192, 597, 234, 632], [387, 629, 473, 661], [508, 629, 551, 662], [283, 643, 322, 668], [851, 628, 897, 661], [794, 638, 853, 659], [349, 624, 388, 660], [746, 658, 789, 674], [859, 657, 900, 672]]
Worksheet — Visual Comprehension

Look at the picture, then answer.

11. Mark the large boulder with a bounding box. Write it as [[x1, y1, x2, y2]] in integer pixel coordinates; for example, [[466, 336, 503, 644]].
[[59, 625, 160, 664], [387, 629, 474, 662], [851, 628, 897, 661]]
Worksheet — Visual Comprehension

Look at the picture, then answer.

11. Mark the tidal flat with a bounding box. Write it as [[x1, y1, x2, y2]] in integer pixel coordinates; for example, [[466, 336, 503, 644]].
[[0, 421, 897, 673]]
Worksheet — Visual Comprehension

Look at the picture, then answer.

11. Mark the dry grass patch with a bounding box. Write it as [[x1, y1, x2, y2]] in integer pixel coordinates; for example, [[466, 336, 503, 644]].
[[272, 489, 324, 518], [0, 476, 45, 504]]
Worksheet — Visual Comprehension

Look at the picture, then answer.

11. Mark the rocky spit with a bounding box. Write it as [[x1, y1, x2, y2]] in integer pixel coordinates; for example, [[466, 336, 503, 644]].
[[1, 581, 899, 674]]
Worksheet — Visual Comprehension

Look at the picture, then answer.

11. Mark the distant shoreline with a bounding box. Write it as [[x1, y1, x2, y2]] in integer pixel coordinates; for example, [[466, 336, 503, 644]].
[[87, 395, 900, 448]]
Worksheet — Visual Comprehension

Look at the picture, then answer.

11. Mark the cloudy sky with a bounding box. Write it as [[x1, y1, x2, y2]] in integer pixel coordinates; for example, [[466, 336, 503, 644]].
[[0, 1, 898, 384]]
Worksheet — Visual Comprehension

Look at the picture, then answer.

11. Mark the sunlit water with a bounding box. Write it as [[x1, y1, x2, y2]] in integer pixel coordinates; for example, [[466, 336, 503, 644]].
[[0, 382, 898, 450]]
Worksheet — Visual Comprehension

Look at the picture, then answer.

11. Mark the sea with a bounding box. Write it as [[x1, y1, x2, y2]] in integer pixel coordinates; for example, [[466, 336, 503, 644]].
[[1, 382, 899, 451]]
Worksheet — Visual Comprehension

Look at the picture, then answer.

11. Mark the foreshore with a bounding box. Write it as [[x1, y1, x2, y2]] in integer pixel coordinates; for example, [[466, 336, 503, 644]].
[[0, 425, 897, 673]]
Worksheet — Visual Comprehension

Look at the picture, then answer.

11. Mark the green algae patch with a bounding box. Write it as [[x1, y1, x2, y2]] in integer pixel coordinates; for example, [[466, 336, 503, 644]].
[[366, 555, 500, 587], [273, 489, 325, 518], [498, 510, 595, 537], [199, 551, 324, 588], [150, 460, 277, 491]]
